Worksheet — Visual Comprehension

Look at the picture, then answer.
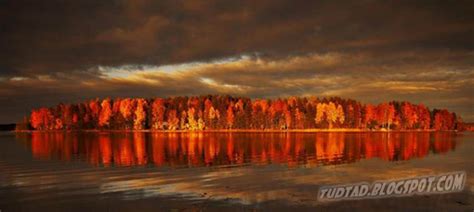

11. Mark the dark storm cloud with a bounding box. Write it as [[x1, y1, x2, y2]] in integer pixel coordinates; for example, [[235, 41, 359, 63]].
[[0, 0, 473, 122], [1, 0, 473, 76]]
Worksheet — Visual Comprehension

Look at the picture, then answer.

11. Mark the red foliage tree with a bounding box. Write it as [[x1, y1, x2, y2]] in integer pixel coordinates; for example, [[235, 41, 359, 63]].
[[30, 108, 53, 130], [28, 95, 462, 131], [99, 99, 112, 128], [133, 98, 147, 130], [150, 98, 166, 130]]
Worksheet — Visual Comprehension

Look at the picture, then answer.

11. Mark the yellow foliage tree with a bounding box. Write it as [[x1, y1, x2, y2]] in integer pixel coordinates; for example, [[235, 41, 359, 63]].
[[133, 99, 147, 130]]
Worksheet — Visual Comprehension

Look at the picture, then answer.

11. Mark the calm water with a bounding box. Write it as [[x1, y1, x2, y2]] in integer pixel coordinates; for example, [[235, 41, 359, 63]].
[[0, 132, 473, 211]]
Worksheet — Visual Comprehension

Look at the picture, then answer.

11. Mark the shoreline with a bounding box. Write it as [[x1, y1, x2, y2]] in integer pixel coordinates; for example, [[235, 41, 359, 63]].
[[12, 129, 463, 133]]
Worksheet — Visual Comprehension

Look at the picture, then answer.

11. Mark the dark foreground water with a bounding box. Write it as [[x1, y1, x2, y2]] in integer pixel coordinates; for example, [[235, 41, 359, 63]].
[[0, 132, 472, 211]]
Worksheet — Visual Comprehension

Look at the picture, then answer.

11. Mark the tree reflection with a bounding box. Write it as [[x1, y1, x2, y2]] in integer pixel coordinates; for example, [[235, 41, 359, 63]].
[[26, 132, 459, 167]]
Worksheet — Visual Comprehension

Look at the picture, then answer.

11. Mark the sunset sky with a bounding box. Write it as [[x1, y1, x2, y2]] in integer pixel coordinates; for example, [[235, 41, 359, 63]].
[[0, 0, 473, 123]]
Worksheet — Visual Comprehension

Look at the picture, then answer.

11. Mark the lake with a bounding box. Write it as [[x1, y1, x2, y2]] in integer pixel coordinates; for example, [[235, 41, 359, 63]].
[[0, 132, 472, 211]]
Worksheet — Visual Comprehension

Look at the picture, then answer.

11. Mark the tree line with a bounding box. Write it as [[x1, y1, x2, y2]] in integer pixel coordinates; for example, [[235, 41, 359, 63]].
[[19, 95, 464, 131]]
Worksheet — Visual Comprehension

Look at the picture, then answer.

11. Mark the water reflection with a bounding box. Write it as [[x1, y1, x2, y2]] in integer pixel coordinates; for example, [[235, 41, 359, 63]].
[[19, 132, 459, 168]]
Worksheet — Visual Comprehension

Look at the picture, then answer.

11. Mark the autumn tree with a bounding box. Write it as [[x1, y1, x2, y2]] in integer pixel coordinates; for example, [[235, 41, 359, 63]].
[[377, 103, 396, 130], [226, 104, 234, 129], [315, 102, 345, 129], [150, 98, 166, 130], [401, 102, 418, 129], [133, 98, 147, 130], [417, 104, 431, 130], [167, 109, 179, 130], [88, 99, 101, 129], [99, 99, 112, 128], [180, 110, 187, 130], [119, 98, 134, 129], [187, 107, 198, 130], [30, 108, 53, 130], [433, 109, 455, 130], [27, 95, 462, 131], [364, 104, 378, 129]]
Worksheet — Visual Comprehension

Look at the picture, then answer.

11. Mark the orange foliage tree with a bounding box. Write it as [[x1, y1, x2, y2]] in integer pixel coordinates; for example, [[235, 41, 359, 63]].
[[150, 98, 166, 130], [28, 95, 463, 131], [133, 98, 147, 130], [315, 102, 345, 128], [99, 99, 112, 128]]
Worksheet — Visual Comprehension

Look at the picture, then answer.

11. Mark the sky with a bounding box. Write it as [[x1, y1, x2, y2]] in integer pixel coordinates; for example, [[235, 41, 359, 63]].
[[0, 0, 473, 123]]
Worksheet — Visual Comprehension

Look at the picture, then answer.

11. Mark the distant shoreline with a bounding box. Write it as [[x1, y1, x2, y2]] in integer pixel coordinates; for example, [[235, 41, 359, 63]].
[[13, 129, 464, 133], [0, 124, 15, 131]]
